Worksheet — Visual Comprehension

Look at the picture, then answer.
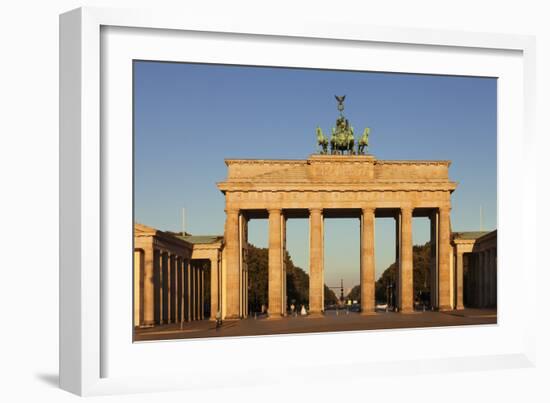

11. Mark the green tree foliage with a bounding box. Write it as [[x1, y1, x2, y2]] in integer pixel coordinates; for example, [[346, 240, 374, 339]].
[[246, 244, 269, 312], [347, 284, 361, 302], [324, 285, 339, 305]]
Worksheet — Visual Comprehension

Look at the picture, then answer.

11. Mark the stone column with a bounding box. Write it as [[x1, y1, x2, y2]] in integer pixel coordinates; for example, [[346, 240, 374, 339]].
[[176, 257, 182, 322], [161, 252, 169, 323], [193, 264, 200, 320], [360, 207, 376, 315], [142, 248, 155, 327], [399, 207, 413, 313], [210, 257, 219, 320], [438, 207, 452, 311], [153, 249, 162, 324], [240, 215, 249, 318], [268, 208, 283, 318], [189, 260, 197, 321], [395, 211, 401, 310], [183, 259, 189, 321], [429, 211, 439, 308], [169, 254, 176, 323], [224, 209, 241, 319], [309, 208, 324, 315], [282, 216, 287, 315], [455, 250, 465, 310], [200, 266, 205, 320], [133, 250, 141, 327]]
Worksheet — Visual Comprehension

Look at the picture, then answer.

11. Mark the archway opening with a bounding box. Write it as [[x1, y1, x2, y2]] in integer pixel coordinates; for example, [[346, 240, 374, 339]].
[[246, 217, 268, 317], [284, 215, 309, 316], [412, 216, 432, 311], [374, 215, 397, 311], [323, 212, 360, 314]]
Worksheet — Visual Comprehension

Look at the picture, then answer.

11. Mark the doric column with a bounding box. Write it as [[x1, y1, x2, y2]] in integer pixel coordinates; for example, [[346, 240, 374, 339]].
[[183, 259, 189, 321], [429, 211, 439, 308], [194, 264, 200, 320], [142, 248, 155, 327], [268, 208, 283, 318], [153, 249, 162, 324], [360, 207, 376, 315], [309, 208, 324, 315], [210, 256, 219, 320], [438, 207, 452, 310], [169, 254, 176, 323], [189, 260, 197, 320], [133, 250, 141, 327], [224, 209, 241, 319], [455, 250, 465, 310], [161, 252, 169, 323], [176, 257, 182, 322], [200, 266, 205, 320], [399, 207, 413, 313]]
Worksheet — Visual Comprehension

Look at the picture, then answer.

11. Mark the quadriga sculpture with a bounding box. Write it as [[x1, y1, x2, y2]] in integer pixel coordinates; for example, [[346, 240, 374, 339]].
[[316, 95, 370, 155]]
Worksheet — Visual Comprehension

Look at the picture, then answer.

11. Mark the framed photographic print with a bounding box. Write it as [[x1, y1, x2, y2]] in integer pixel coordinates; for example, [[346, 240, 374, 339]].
[[60, 6, 536, 396]]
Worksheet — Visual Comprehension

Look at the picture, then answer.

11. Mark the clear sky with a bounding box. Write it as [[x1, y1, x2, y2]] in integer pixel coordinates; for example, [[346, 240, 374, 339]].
[[134, 61, 496, 291]]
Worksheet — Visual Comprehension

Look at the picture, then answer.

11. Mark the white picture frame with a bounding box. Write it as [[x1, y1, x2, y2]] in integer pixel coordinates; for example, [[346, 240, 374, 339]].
[[60, 6, 537, 396]]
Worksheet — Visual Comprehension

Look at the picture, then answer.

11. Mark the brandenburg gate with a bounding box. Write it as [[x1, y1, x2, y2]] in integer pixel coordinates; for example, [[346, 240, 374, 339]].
[[217, 96, 458, 320], [217, 154, 457, 319]]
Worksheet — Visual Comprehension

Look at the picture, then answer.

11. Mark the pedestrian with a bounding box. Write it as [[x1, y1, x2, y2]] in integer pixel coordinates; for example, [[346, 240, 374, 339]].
[[215, 310, 222, 330]]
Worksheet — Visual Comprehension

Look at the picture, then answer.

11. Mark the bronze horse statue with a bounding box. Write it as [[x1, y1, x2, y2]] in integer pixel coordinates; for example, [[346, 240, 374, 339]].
[[357, 127, 369, 154], [316, 127, 329, 154]]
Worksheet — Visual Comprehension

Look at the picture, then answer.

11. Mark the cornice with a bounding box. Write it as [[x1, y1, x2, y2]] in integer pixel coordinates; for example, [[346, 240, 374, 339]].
[[217, 181, 457, 193]]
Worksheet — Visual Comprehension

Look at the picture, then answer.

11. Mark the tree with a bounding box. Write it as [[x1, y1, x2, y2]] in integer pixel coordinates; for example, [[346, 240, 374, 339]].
[[347, 285, 361, 302], [324, 285, 339, 305], [247, 244, 269, 312]]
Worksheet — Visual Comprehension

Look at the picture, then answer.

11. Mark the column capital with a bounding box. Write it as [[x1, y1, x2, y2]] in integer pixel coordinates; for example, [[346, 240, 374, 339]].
[[400, 206, 413, 214], [361, 206, 375, 215], [225, 208, 240, 215], [309, 207, 322, 214], [267, 208, 282, 215]]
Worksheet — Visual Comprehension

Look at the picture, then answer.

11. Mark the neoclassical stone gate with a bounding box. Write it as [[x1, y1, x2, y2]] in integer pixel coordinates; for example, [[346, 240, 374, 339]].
[[217, 154, 457, 319]]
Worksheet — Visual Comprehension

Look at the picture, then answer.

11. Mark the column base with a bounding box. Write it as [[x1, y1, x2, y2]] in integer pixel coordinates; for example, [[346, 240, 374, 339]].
[[438, 305, 453, 311], [306, 311, 324, 318], [455, 304, 465, 310], [266, 314, 284, 320], [223, 314, 242, 320], [398, 308, 415, 314], [360, 310, 377, 316], [139, 322, 155, 328]]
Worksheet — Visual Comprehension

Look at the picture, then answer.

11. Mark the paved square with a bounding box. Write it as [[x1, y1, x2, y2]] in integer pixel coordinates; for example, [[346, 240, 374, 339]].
[[134, 308, 497, 341]]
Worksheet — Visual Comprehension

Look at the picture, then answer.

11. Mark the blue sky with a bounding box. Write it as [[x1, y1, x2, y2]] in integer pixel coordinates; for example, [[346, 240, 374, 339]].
[[134, 61, 496, 290]]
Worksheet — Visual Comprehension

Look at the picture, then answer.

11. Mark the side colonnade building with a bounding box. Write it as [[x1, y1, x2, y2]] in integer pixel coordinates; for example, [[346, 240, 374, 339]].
[[133, 223, 224, 327], [452, 230, 498, 309]]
